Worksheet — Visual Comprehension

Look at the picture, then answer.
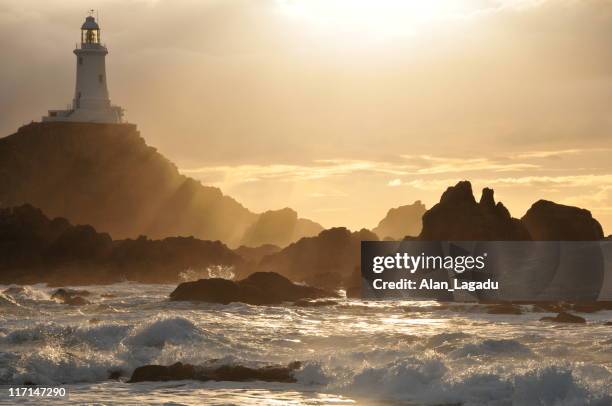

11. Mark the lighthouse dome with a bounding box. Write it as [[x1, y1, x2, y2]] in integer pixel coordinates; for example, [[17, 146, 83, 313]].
[[81, 16, 99, 30]]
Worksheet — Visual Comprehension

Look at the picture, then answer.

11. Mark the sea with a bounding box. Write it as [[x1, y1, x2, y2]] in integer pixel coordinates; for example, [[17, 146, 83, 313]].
[[0, 282, 611, 405]]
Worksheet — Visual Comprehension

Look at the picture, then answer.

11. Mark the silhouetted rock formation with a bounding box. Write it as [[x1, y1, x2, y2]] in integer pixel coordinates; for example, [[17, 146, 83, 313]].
[[257, 227, 378, 290], [240, 208, 322, 248], [234, 244, 281, 264], [0, 122, 319, 247], [169, 271, 337, 305], [0, 204, 244, 285], [522, 200, 604, 240], [420, 181, 530, 240], [540, 311, 586, 324], [128, 361, 301, 383], [373, 201, 426, 240]]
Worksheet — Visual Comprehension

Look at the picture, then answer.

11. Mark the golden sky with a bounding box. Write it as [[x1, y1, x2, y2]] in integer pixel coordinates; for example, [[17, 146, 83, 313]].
[[1, 0, 611, 233]]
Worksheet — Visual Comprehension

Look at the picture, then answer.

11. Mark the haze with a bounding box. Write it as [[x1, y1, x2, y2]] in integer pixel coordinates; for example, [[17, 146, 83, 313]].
[[1, 0, 611, 233]]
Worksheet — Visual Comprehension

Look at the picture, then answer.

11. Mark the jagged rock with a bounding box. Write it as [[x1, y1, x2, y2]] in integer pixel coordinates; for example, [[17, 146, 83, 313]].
[[522, 200, 604, 240], [373, 201, 426, 240], [0, 122, 319, 247], [169, 272, 337, 305], [128, 361, 301, 383], [420, 181, 530, 240], [540, 311, 586, 324], [486, 304, 523, 315], [257, 227, 378, 290]]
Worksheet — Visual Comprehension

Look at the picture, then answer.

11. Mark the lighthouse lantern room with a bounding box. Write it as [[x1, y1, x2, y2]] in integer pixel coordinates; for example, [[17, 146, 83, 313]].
[[43, 13, 124, 124]]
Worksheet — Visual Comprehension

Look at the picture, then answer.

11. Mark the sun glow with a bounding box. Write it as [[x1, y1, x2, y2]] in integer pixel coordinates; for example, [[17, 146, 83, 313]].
[[277, 0, 489, 39]]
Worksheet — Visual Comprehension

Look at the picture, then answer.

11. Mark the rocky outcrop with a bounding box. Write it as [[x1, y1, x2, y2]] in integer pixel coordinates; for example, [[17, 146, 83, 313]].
[[169, 271, 337, 305], [257, 227, 378, 290], [420, 182, 530, 240], [240, 208, 323, 248], [0, 122, 318, 247], [51, 288, 90, 306], [521, 200, 604, 240], [128, 361, 301, 383], [373, 201, 426, 240], [540, 311, 586, 324], [0, 204, 245, 285]]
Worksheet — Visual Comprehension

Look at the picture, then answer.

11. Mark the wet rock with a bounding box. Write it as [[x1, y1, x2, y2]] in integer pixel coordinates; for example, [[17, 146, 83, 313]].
[[486, 304, 523, 315], [531, 302, 569, 313], [108, 369, 123, 380], [169, 272, 337, 305], [128, 361, 301, 383], [540, 311, 586, 324], [51, 288, 91, 306], [604, 322, 612, 326]]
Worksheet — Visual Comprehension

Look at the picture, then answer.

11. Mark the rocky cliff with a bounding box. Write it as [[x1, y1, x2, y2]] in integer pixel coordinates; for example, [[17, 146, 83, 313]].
[[373, 201, 426, 239], [0, 122, 320, 247]]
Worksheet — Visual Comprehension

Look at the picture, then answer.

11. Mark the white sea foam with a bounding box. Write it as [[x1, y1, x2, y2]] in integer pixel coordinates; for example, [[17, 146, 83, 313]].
[[1, 283, 610, 404]]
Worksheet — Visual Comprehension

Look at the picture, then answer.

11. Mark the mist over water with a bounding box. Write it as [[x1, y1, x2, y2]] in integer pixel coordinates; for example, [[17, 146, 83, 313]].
[[1, 283, 611, 405]]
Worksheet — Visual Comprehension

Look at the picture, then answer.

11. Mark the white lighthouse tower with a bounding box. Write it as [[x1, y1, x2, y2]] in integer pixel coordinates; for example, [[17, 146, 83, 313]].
[[43, 13, 124, 123]]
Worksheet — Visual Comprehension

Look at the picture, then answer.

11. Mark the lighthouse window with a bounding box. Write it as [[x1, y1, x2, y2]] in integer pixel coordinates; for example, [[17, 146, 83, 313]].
[[99, 74, 103, 83]]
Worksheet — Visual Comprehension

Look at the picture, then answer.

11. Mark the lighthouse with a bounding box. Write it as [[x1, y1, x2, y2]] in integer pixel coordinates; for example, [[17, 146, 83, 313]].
[[43, 13, 124, 123]]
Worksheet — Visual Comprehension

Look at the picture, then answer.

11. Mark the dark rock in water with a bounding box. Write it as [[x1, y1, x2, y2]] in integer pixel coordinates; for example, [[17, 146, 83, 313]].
[[531, 303, 569, 313], [108, 369, 123, 380], [605, 322, 612, 326], [373, 201, 426, 240], [128, 361, 301, 383], [169, 272, 337, 305], [89, 318, 102, 324], [129, 362, 196, 383], [51, 288, 91, 306], [571, 302, 612, 313], [540, 311, 586, 324], [522, 200, 604, 240], [486, 304, 522, 315], [293, 299, 338, 307], [420, 181, 530, 240]]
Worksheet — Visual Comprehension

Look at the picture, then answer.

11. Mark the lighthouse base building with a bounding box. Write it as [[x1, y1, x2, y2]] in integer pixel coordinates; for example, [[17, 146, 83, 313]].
[[43, 15, 124, 124]]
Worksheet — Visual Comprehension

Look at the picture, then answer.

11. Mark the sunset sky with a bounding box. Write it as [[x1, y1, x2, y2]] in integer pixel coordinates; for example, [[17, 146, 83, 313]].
[[1, 0, 611, 233]]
